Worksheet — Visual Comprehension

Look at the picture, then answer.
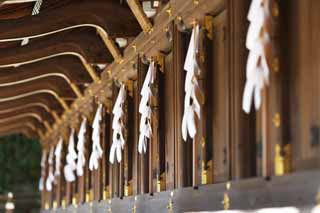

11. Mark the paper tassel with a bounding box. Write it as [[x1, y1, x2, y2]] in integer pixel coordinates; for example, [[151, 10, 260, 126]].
[[39, 150, 47, 191], [109, 85, 126, 163], [54, 137, 63, 177], [242, 0, 271, 113], [138, 62, 156, 153], [21, 0, 43, 46], [77, 118, 87, 176], [89, 104, 104, 170], [45, 147, 55, 191], [63, 129, 77, 182], [182, 24, 203, 141]]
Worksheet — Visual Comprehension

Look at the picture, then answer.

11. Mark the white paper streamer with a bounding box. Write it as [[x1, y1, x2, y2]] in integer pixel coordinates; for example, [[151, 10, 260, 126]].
[[138, 62, 156, 153], [109, 85, 126, 163], [63, 129, 77, 182], [45, 146, 54, 191], [54, 137, 63, 177], [38, 150, 47, 191], [21, 0, 43, 46], [89, 104, 104, 170], [182, 24, 203, 141], [77, 117, 87, 176], [242, 0, 271, 113]]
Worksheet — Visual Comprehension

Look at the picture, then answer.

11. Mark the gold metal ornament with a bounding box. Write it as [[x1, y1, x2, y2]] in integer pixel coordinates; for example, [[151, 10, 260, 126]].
[[272, 113, 281, 128], [166, 5, 172, 17], [275, 144, 284, 176], [272, 57, 280, 73], [272, 1, 280, 17], [223, 193, 230, 210], [203, 15, 214, 40], [156, 53, 165, 73]]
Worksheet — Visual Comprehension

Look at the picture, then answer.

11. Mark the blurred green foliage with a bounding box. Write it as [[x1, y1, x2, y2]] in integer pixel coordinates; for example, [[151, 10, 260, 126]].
[[0, 134, 41, 194]]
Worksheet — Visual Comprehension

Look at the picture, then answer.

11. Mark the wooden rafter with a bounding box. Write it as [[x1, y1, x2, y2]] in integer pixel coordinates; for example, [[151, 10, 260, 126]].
[[127, 0, 153, 33]]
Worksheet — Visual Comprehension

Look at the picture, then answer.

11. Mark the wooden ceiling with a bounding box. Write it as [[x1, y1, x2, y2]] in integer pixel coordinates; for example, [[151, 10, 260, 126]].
[[0, 0, 141, 139]]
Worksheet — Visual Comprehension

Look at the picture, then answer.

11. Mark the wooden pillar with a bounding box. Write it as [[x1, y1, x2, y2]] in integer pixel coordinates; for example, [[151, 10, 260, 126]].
[[60, 143, 67, 208], [162, 53, 175, 190], [102, 106, 111, 200], [85, 122, 92, 202], [77, 121, 86, 203], [209, 11, 231, 183], [124, 85, 135, 197], [261, 0, 290, 177], [119, 88, 128, 198], [110, 83, 120, 198], [227, 0, 257, 180], [92, 103, 103, 201], [41, 152, 48, 209], [137, 57, 150, 194], [173, 25, 192, 188], [132, 80, 141, 195]]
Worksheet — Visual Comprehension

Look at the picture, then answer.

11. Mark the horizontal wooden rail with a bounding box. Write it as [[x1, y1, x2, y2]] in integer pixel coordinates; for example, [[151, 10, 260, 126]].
[[42, 170, 320, 212]]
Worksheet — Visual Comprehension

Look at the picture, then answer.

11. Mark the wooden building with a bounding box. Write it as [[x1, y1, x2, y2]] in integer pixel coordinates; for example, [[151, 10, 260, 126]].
[[0, 0, 319, 212]]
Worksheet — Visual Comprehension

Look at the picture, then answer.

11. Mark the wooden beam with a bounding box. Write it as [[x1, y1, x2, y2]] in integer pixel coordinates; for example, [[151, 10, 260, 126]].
[[127, 0, 153, 33]]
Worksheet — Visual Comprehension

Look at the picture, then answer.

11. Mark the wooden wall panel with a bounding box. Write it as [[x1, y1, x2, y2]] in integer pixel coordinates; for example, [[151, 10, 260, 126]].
[[286, 0, 320, 170]]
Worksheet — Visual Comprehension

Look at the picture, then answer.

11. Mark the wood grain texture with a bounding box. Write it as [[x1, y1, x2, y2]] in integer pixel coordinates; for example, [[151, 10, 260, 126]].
[[0, 0, 140, 40]]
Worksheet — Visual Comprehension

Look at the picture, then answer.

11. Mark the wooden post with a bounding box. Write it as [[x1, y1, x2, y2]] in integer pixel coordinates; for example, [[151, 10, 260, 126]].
[[132, 80, 140, 195], [101, 106, 111, 200], [137, 57, 150, 194], [173, 24, 192, 188], [78, 130, 85, 204], [162, 53, 175, 190], [227, 0, 257, 180], [110, 83, 120, 198], [92, 102, 103, 201]]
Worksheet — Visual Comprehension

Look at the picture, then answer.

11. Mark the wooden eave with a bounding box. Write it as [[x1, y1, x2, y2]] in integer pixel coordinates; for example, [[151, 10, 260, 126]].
[[38, 0, 225, 148], [0, 0, 225, 145], [0, 0, 140, 40], [0, 28, 114, 65]]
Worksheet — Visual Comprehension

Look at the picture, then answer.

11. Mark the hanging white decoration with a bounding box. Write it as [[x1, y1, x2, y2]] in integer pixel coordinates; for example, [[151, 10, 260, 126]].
[[182, 23, 203, 141], [38, 150, 47, 191], [21, 0, 43, 46], [242, 0, 271, 113], [54, 137, 63, 177], [89, 104, 104, 170], [76, 117, 87, 176], [45, 146, 54, 191], [109, 85, 126, 163], [63, 129, 77, 182], [138, 61, 156, 153]]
